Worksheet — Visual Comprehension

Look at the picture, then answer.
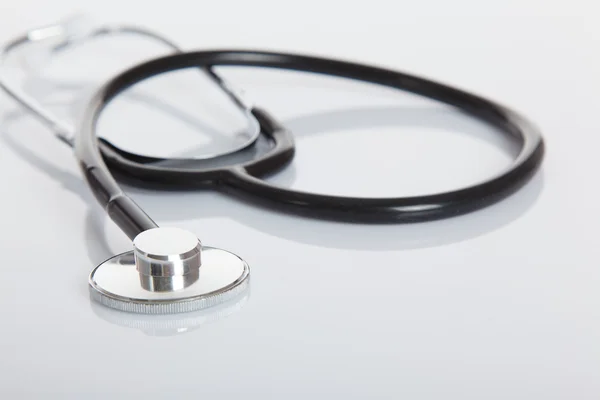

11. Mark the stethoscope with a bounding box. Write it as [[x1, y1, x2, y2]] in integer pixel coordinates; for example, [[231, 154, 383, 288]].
[[1, 18, 545, 315]]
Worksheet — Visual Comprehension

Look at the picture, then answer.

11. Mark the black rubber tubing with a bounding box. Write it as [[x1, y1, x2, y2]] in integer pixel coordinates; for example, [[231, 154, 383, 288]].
[[75, 50, 544, 234]]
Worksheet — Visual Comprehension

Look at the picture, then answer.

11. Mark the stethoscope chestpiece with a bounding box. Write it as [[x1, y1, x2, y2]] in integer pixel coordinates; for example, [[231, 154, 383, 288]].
[[88, 227, 250, 314]]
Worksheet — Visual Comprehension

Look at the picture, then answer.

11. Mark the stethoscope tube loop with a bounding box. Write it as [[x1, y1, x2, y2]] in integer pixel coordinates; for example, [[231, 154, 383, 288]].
[[77, 49, 544, 233]]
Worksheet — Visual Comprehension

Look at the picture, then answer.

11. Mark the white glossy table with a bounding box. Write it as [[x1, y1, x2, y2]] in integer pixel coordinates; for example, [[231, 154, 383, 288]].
[[0, 2, 598, 398]]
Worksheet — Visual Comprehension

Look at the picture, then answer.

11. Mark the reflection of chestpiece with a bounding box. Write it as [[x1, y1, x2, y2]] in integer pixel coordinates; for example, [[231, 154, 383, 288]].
[[90, 287, 250, 337]]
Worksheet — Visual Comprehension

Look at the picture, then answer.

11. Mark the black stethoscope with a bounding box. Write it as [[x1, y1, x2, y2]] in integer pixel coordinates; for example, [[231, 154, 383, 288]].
[[2, 20, 545, 315]]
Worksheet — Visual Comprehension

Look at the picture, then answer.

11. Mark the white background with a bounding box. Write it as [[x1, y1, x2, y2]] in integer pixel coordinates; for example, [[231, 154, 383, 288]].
[[0, 1, 599, 398]]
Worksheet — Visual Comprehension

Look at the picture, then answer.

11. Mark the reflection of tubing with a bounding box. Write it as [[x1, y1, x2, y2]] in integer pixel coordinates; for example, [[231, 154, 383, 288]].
[[90, 288, 250, 337], [0, 15, 260, 154]]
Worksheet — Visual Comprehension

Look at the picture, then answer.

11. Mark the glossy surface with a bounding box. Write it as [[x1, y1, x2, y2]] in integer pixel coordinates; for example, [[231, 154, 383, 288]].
[[0, 4, 598, 399], [90, 290, 251, 336]]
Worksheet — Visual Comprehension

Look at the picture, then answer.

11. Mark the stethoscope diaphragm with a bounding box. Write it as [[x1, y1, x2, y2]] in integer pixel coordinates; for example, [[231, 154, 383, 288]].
[[89, 227, 250, 314]]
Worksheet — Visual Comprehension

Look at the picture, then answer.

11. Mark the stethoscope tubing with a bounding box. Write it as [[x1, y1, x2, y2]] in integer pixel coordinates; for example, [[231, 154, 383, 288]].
[[76, 50, 544, 236]]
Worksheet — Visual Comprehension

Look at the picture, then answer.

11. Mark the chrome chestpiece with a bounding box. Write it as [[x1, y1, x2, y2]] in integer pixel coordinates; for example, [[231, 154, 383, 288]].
[[89, 227, 250, 314]]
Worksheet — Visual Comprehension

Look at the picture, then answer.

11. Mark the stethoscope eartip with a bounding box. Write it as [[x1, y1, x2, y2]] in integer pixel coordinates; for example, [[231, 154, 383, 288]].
[[88, 227, 250, 314]]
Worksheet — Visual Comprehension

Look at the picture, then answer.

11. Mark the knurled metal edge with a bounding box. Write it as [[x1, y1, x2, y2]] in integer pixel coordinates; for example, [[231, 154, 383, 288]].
[[91, 291, 250, 332], [89, 269, 250, 315]]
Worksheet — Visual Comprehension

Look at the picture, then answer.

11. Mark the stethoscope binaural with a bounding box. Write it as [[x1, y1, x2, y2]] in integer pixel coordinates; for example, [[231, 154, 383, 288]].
[[0, 16, 261, 153], [1, 19, 545, 315]]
